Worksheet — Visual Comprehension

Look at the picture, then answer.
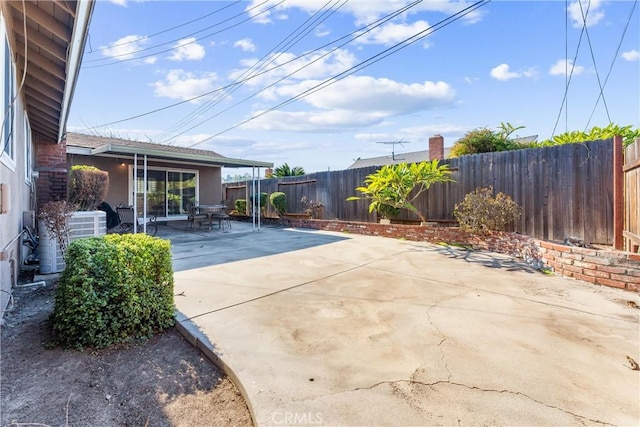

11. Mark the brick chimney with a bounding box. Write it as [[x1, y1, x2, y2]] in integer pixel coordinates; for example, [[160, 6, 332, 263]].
[[429, 134, 444, 160]]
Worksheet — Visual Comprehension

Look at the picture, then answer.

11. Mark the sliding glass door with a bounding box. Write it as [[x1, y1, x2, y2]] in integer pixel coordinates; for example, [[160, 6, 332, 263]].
[[132, 167, 198, 219]]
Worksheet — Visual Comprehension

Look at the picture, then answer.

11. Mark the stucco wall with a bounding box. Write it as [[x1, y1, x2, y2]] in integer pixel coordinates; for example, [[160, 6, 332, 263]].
[[0, 76, 32, 314]]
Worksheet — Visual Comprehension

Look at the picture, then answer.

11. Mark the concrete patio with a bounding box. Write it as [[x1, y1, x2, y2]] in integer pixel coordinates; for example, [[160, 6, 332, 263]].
[[163, 221, 640, 426]]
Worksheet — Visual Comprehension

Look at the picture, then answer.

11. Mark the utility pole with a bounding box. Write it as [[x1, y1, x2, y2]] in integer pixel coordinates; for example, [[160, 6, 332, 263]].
[[376, 140, 410, 161]]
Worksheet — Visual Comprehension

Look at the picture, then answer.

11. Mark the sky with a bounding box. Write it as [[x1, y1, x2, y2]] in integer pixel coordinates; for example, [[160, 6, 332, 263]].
[[68, 0, 640, 174]]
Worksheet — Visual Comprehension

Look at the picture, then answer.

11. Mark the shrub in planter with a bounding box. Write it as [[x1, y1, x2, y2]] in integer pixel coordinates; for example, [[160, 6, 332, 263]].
[[52, 233, 174, 349], [453, 187, 521, 234], [376, 203, 400, 221], [68, 165, 109, 211], [270, 192, 287, 217], [235, 199, 247, 215], [250, 192, 268, 215]]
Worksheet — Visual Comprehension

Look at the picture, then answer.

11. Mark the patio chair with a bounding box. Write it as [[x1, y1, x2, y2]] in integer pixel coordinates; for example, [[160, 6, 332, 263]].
[[115, 206, 157, 236]]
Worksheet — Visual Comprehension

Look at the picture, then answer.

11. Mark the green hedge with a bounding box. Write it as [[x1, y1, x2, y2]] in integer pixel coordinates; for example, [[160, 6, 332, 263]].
[[269, 192, 287, 217], [52, 234, 174, 349], [235, 199, 247, 214]]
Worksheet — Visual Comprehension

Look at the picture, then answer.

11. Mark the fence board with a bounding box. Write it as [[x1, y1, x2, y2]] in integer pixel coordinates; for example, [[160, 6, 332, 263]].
[[223, 139, 615, 244], [624, 138, 640, 252]]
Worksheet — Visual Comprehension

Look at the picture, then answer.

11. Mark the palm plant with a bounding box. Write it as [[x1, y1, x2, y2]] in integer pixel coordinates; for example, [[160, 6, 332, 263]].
[[271, 163, 305, 177]]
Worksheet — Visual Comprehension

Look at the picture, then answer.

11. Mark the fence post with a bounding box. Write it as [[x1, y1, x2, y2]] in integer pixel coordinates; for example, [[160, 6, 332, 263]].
[[613, 135, 624, 250]]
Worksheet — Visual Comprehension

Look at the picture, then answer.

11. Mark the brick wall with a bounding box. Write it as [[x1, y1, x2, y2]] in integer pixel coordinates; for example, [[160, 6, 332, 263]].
[[35, 134, 67, 209], [248, 217, 639, 292]]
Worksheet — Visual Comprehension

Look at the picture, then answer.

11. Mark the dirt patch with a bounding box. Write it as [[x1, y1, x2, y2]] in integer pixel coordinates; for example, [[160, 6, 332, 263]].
[[1, 281, 252, 427]]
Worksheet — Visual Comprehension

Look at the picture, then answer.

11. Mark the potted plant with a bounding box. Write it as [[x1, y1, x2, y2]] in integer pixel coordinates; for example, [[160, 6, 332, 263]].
[[301, 196, 324, 219], [376, 204, 400, 224]]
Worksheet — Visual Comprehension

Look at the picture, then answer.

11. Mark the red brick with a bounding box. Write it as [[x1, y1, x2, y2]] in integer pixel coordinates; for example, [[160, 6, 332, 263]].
[[582, 256, 611, 266], [563, 253, 585, 261], [582, 269, 610, 278], [562, 264, 584, 274], [627, 283, 639, 292], [595, 277, 626, 289], [596, 265, 627, 274], [573, 248, 598, 256], [627, 253, 640, 261], [546, 260, 564, 271], [539, 241, 555, 249], [573, 272, 597, 283], [552, 244, 571, 252], [611, 273, 640, 284], [573, 261, 597, 270]]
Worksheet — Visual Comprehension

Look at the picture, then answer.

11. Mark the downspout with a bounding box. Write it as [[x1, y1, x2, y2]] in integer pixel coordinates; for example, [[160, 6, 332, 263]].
[[257, 167, 261, 230], [143, 154, 148, 233]]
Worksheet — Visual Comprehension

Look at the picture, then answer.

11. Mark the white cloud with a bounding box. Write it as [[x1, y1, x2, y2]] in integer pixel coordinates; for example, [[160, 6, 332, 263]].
[[151, 69, 218, 102], [314, 25, 331, 38], [490, 64, 538, 81], [622, 49, 640, 62], [568, 0, 605, 28], [110, 0, 128, 5], [243, 75, 456, 132], [143, 56, 157, 65], [355, 20, 430, 46], [169, 37, 205, 61], [234, 38, 256, 52], [230, 48, 358, 89], [100, 35, 149, 60], [490, 64, 520, 81], [549, 59, 584, 76], [245, 0, 483, 25]]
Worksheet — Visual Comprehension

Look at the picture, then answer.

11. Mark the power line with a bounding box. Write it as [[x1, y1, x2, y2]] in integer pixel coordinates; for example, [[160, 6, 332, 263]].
[[155, 0, 349, 143], [162, 0, 426, 143], [551, 0, 592, 137], [585, 0, 638, 129], [80, 0, 422, 132], [84, 1, 242, 57], [83, 0, 283, 68], [187, 0, 490, 148], [578, 0, 610, 123]]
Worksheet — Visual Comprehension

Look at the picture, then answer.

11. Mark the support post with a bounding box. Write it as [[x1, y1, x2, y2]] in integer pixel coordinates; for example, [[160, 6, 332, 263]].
[[613, 135, 624, 250]]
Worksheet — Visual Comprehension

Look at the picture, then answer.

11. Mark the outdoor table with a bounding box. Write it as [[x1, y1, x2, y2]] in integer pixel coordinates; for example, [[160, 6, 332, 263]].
[[194, 205, 230, 230]]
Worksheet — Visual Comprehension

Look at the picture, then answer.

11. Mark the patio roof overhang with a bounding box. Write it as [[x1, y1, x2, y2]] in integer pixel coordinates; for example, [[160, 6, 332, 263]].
[[2, 0, 94, 143], [67, 143, 273, 168]]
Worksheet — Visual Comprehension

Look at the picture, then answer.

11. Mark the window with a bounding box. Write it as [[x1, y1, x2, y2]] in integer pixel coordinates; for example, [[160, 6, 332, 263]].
[[1, 36, 15, 163]]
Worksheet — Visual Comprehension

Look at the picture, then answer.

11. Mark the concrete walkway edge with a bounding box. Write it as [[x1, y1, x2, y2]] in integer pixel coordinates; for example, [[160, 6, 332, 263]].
[[174, 311, 257, 426]]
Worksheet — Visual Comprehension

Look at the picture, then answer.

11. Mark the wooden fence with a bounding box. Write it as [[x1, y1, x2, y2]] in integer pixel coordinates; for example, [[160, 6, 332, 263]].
[[623, 138, 640, 252], [223, 139, 615, 244]]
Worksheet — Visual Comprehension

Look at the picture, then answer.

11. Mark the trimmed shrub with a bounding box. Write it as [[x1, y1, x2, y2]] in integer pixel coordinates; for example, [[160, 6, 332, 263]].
[[235, 199, 247, 215], [270, 192, 287, 217], [453, 187, 521, 234], [376, 203, 400, 220], [52, 233, 174, 349], [68, 165, 109, 211]]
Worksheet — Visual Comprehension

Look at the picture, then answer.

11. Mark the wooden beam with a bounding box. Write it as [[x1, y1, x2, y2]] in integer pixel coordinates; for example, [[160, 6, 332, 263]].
[[53, 0, 76, 18], [24, 75, 64, 104], [613, 135, 624, 250], [15, 41, 66, 81], [12, 17, 67, 63], [25, 91, 61, 112], [25, 97, 61, 122], [29, 116, 60, 138], [16, 56, 65, 89], [7, 0, 72, 43]]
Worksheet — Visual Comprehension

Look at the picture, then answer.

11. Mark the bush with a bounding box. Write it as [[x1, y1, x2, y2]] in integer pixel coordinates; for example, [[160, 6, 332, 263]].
[[235, 199, 247, 214], [68, 165, 109, 211], [270, 192, 287, 217], [52, 234, 174, 349], [449, 128, 520, 158], [38, 200, 74, 256], [376, 204, 400, 220], [453, 187, 521, 234]]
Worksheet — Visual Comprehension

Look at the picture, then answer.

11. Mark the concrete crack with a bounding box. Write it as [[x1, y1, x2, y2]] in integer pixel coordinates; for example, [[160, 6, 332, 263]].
[[353, 379, 616, 426]]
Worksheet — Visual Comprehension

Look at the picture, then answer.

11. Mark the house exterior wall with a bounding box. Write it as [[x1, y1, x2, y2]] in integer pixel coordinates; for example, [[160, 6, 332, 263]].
[[35, 134, 67, 209], [0, 16, 33, 314], [67, 154, 223, 215]]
